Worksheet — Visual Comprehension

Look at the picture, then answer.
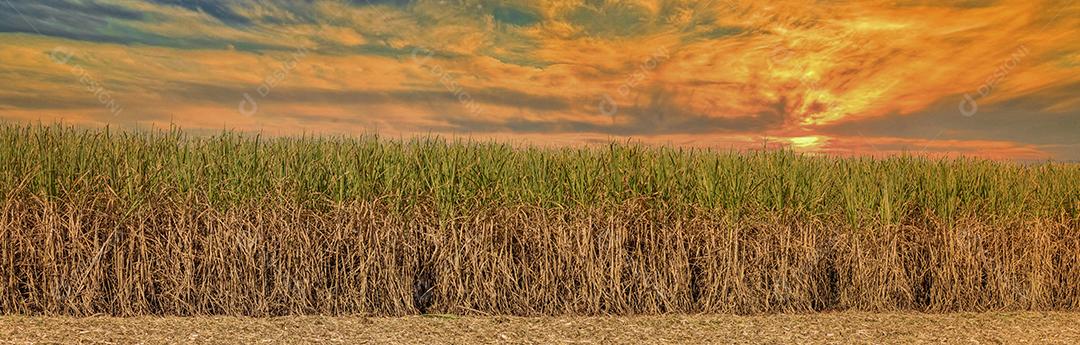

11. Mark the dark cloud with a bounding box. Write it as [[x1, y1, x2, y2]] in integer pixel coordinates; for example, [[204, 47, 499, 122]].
[[1, 0, 143, 22], [689, 26, 747, 40], [820, 83, 1079, 160], [481, 30, 547, 68], [136, 81, 573, 113], [821, 83, 1080, 147], [148, 0, 251, 25], [565, 2, 654, 38], [318, 44, 464, 61], [894, 0, 1003, 9], [0, 0, 142, 42], [446, 88, 787, 136], [0, 0, 301, 51], [348, 0, 413, 7], [0, 94, 106, 110], [490, 4, 541, 26]]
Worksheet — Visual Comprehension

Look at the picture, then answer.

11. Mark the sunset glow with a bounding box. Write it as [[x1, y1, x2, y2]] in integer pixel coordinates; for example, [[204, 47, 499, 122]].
[[1, 0, 1077, 159]]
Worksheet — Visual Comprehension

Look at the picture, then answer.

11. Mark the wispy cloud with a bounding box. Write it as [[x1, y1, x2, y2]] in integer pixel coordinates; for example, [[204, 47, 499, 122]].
[[0, 0, 1076, 159]]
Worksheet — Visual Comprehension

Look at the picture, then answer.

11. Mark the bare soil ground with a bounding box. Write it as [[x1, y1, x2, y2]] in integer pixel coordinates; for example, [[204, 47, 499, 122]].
[[2, 312, 1078, 344]]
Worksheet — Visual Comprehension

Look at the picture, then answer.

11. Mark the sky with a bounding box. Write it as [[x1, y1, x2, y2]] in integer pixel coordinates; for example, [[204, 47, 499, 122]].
[[1, 0, 1077, 160]]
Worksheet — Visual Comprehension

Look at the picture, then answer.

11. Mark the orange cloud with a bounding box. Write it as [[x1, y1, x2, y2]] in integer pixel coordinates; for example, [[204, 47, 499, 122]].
[[0, 0, 1076, 160]]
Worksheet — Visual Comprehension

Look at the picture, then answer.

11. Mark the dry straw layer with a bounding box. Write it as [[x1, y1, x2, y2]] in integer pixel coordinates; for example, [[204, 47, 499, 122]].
[[1, 123, 1077, 316]]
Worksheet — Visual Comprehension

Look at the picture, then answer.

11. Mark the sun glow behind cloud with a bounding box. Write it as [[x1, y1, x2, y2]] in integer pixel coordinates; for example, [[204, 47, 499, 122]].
[[0, 0, 1077, 159]]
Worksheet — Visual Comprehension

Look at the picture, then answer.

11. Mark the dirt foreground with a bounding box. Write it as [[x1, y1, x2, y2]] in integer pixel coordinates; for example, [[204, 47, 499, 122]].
[[2, 312, 1078, 344]]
